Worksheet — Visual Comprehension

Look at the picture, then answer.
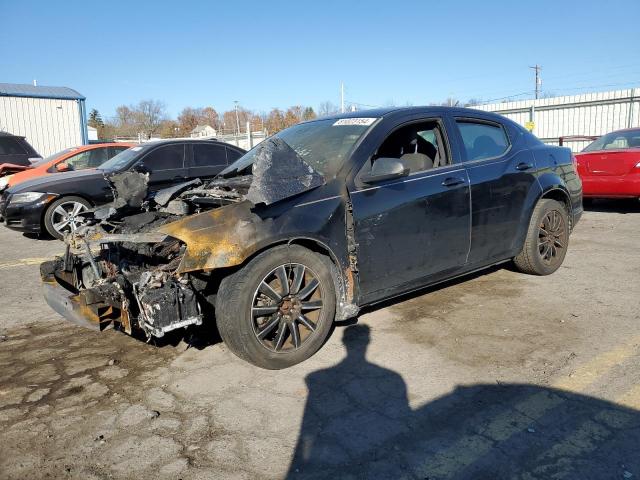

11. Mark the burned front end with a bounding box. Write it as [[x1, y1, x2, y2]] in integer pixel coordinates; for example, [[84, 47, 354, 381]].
[[41, 231, 201, 337], [40, 137, 339, 339]]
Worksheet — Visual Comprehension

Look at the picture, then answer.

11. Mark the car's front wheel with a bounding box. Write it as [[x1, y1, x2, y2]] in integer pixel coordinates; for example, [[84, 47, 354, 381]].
[[215, 245, 337, 369], [514, 198, 570, 275], [43, 196, 92, 240]]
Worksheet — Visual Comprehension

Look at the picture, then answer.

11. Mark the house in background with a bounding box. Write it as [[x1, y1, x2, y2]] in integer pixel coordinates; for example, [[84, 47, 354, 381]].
[[0, 82, 88, 156], [87, 125, 98, 141], [190, 125, 216, 138]]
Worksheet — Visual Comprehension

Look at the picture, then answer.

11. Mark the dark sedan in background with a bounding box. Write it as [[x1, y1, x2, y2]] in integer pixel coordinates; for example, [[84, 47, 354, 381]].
[[0, 139, 245, 239]]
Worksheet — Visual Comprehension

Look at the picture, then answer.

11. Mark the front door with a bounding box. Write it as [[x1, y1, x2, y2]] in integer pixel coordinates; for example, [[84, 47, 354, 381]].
[[349, 119, 471, 301], [452, 118, 540, 264]]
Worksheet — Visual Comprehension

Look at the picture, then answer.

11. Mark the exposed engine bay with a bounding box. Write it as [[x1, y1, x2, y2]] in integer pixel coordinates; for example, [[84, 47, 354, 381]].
[[40, 138, 328, 339]]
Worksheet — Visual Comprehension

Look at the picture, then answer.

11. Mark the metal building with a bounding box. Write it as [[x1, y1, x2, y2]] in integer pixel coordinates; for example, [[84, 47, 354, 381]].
[[472, 87, 640, 151], [0, 83, 88, 157]]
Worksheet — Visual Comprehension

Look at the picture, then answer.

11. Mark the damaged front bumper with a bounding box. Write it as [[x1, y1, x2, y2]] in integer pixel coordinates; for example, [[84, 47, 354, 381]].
[[40, 239, 203, 338], [41, 259, 132, 332]]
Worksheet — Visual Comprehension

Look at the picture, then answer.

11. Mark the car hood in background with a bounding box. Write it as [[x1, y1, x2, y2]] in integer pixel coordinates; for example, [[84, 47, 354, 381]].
[[6, 168, 103, 194]]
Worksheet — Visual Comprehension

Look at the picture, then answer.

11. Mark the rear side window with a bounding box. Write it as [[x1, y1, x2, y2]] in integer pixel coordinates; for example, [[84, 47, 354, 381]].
[[143, 144, 185, 170], [193, 143, 227, 166], [226, 147, 243, 163], [0, 137, 27, 155], [455, 120, 509, 161]]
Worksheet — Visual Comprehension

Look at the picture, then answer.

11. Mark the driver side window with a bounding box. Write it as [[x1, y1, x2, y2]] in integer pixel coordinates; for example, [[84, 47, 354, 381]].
[[374, 120, 448, 175]]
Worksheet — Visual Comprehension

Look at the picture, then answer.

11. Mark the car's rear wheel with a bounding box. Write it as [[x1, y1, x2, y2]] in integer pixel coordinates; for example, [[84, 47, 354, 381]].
[[44, 196, 91, 240], [216, 245, 336, 369], [514, 199, 569, 275]]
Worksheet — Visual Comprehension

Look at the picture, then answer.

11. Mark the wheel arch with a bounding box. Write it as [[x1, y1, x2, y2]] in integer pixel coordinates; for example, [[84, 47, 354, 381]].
[[218, 235, 357, 322], [539, 186, 573, 229]]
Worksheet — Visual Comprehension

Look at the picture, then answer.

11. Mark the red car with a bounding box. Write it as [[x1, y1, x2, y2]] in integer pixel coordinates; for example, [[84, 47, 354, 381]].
[[575, 128, 640, 199]]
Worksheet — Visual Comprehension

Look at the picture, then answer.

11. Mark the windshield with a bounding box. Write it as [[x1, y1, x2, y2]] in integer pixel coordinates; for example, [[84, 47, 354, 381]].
[[220, 117, 377, 178], [31, 148, 77, 167], [98, 145, 145, 171], [583, 129, 640, 152]]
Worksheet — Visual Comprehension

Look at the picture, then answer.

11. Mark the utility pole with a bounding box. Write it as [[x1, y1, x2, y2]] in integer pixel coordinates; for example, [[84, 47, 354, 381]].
[[234, 100, 240, 135], [529, 65, 542, 99], [340, 82, 345, 113]]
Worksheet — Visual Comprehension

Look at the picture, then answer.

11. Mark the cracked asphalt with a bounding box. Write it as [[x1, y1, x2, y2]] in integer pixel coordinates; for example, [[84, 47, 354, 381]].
[[1, 199, 639, 480]]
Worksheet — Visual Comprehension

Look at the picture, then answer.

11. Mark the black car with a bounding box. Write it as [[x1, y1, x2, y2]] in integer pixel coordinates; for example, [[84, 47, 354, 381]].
[[41, 107, 582, 369], [0, 131, 41, 174], [1, 139, 245, 239]]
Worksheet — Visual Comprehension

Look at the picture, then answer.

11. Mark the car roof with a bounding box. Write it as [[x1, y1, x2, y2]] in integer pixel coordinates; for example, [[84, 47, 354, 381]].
[[140, 138, 246, 152], [602, 127, 640, 134], [312, 105, 507, 122], [0, 131, 25, 139]]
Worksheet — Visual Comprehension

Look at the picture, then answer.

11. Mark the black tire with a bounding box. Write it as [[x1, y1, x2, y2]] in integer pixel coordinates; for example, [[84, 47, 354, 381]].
[[514, 199, 570, 275], [215, 244, 337, 369], [43, 196, 92, 240]]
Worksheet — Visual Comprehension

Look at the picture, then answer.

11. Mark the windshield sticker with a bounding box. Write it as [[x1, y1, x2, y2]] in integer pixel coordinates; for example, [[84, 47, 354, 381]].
[[332, 118, 377, 126], [131, 146, 143, 151]]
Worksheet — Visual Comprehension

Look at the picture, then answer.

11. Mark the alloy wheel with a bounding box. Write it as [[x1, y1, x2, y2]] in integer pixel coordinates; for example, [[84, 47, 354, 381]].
[[251, 263, 324, 353], [50, 201, 88, 235], [538, 209, 566, 266]]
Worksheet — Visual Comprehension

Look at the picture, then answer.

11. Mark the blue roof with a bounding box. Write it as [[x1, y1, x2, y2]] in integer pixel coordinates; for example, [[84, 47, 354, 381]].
[[0, 83, 85, 100]]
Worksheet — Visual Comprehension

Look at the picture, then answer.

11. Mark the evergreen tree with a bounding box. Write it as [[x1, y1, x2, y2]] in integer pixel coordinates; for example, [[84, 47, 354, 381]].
[[88, 109, 104, 128]]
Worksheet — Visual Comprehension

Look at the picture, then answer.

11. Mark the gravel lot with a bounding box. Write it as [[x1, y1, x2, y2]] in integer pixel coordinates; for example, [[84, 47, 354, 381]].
[[1, 200, 639, 480]]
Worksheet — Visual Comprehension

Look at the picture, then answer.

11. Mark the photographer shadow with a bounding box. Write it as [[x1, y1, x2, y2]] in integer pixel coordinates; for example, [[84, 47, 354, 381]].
[[287, 324, 640, 479]]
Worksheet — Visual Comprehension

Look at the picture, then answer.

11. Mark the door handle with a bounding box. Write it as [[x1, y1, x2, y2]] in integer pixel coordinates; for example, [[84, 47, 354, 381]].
[[516, 162, 534, 171], [441, 177, 465, 187]]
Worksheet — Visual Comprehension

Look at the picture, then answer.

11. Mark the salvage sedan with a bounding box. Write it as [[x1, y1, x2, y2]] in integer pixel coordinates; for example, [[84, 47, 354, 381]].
[[40, 107, 583, 369]]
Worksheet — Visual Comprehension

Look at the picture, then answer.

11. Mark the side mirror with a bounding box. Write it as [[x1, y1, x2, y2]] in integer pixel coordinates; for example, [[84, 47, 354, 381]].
[[56, 162, 72, 172], [361, 157, 409, 184], [133, 162, 150, 174]]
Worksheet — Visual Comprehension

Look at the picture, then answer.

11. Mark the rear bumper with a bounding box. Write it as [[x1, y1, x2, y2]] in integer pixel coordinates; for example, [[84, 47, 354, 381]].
[[581, 176, 640, 198]]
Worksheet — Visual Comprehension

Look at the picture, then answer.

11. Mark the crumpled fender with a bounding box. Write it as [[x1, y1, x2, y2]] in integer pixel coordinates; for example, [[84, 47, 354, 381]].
[[157, 200, 275, 273]]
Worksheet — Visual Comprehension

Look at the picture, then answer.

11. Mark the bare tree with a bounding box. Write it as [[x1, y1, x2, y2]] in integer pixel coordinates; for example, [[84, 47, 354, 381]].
[[464, 98, 483, 107], [135, 100, 167, 139], [318, 101, 338, 117]]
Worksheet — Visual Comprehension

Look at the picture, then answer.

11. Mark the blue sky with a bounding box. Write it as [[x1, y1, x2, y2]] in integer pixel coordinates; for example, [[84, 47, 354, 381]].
[[1, 0, 639, 118]]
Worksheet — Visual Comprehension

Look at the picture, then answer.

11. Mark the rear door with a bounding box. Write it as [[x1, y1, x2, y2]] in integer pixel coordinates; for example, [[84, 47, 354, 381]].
[[451, 117, 540, 264], [188, 142, 229, 180], [138, 143, 188, 191]]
